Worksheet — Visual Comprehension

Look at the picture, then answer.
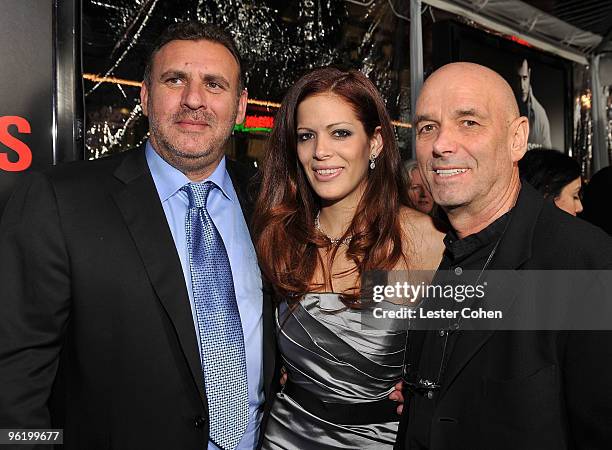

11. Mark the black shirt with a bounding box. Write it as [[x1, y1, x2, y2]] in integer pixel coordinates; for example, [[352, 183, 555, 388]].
[[408, 211, 512, 449]]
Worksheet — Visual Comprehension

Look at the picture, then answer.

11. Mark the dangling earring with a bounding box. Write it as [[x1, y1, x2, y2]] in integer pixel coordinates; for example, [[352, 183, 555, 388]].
[[369, 153, 377, 170]]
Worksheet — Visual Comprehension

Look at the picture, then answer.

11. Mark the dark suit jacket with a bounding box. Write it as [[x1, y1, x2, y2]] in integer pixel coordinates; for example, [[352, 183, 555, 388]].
[[398, 183, 612, 450], [0, 147, 277, 449]]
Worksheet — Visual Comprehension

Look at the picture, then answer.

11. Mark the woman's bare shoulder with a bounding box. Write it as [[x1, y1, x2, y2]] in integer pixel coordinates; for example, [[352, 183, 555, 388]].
[[399, 206, 446, 269], [399, 207, 445, 239]]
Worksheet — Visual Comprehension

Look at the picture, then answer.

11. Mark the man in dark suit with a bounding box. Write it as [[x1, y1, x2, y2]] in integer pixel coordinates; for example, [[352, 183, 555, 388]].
[[0, 22, 276, 449], [397, 62, 612, 449]]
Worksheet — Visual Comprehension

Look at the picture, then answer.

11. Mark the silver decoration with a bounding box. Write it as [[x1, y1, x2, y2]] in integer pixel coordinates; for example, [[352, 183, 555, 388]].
[[86, 0, 160, 96], [85, 103, 143, 159], [606, 85, 612, 166], [116, 82, 127, 99], [315, 210, 352, 246], [84, 0, 414, 158]]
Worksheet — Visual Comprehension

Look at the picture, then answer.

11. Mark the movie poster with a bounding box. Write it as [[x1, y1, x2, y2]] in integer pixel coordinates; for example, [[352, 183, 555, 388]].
[[432, 22, 572, 153]]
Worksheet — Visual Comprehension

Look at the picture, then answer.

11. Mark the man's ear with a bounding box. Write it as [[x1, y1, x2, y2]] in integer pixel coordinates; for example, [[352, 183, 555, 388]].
[[140, 81, 149, 117], [235, 88, 248, 125], [369, 126, 384, 157], [509, 116, 529, 162]]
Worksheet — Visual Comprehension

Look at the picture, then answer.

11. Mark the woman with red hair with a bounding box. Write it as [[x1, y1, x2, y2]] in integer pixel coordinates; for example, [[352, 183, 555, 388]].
[[254, 67, 444, 448]]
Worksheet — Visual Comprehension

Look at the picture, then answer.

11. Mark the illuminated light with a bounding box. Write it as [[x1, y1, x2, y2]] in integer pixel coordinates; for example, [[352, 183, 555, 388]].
[[507, 35, 533, 48], [235, 115, 275, 133], [248, 99, 281, 108], [245, 115, 275, 129], [392, 120, 412, 129], [580, 93, 592, 109], [83, 73, 142, 87], [82, 73, 413, 129], [83, 73, 280, 109], [234, 122, 272, 133]]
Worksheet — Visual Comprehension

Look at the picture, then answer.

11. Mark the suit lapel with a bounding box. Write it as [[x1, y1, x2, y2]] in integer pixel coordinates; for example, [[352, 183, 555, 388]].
[[487, 182, 542, 270], [436, 183, 543, 401], [111, 148, 207, 409]]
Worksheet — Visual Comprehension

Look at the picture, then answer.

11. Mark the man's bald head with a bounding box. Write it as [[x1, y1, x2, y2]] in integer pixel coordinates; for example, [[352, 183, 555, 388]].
[[413, 62, 529, 236], [419, 62, 519, 124]]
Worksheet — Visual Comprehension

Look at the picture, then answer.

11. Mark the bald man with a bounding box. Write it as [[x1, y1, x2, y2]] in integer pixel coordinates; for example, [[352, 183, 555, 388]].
[[396, 63, 612, 450]]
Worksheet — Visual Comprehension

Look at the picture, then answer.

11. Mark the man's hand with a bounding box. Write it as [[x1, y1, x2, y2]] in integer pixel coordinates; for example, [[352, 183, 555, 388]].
[[389, 381, 405, 415]]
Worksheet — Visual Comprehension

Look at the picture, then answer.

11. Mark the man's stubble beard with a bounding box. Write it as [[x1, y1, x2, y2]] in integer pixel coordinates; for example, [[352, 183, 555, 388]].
[[149, 104, 238, 177]]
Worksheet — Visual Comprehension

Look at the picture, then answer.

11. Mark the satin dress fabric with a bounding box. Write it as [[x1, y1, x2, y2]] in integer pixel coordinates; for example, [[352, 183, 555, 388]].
[[261, 293, 406, 449]]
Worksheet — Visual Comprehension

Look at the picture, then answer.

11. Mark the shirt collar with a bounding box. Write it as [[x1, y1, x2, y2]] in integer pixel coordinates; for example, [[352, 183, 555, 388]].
[[443, 210, 512, 261], [145, 140, 235, 203]]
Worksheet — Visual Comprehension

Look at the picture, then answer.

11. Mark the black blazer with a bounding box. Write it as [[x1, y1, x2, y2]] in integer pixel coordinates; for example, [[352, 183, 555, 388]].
[[398, 183, 612, 450], [0, 147, 277, 449]]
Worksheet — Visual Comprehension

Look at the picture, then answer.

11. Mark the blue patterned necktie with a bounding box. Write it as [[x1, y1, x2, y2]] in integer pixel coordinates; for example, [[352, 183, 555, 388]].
[[183, 181, 249, 450]]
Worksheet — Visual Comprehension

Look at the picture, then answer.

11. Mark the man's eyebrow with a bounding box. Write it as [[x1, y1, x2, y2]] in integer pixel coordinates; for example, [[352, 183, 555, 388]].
[[157, 70, 231, 88], [159, 70, 188, 80], [202, 73, 230, 87], [413, 109, 488, 125], [452, 108, 487, 119], [413, 114, 436, 125]]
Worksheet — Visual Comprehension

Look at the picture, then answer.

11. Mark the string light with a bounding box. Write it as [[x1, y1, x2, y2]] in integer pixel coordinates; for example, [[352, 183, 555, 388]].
[[83, 73, 141, 87], [82, 73, 412, 129]]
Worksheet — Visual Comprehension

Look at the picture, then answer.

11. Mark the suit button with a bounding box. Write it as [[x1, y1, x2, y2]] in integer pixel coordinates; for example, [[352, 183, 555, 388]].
[[194, 416, 207, 428], [426, 390, 434, 399]]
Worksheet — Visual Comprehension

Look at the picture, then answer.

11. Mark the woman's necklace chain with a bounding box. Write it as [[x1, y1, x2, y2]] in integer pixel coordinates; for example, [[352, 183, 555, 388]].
[[315, 211, 352, 246]]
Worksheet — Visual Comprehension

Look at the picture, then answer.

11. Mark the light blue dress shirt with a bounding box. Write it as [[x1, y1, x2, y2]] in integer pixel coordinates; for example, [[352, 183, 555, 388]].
[[146, 142, 264, 450]]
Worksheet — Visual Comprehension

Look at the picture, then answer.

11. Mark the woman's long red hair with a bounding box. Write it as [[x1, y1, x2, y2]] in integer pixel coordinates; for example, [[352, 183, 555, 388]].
[[253, 67, 411, 304]]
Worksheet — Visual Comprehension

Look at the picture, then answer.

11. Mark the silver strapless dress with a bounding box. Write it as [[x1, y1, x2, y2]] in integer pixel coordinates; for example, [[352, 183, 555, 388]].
[[261, 293, 406, 449]]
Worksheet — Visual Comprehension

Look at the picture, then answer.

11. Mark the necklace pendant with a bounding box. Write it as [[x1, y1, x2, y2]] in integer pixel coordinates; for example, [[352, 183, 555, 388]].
[[315, 211, 352, 246]]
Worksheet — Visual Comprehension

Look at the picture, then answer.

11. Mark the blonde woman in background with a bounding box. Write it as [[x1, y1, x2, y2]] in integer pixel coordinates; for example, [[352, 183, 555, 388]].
[[404, 160, 435, 215]]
